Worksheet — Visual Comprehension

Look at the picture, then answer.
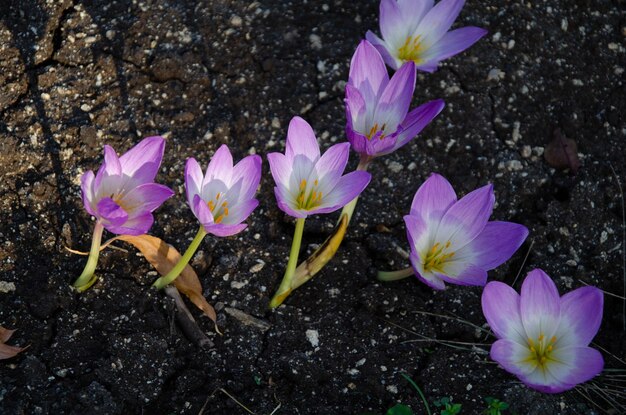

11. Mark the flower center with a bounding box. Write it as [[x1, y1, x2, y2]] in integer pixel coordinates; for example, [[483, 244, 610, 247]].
[[296, 179, 323, 210], [527, 333, 558, 369], [366, 123, 387, 140], [422, 241, 455, 272], [398, 35, 425, 63], [207, 192, 229, 224]]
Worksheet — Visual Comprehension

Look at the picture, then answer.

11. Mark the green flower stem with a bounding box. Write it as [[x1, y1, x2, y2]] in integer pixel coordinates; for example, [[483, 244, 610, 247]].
[[152, 226, 207, 290], [377, 267, 414, 281], [269, 217, 306, 308], [73, 221, 105, 291]]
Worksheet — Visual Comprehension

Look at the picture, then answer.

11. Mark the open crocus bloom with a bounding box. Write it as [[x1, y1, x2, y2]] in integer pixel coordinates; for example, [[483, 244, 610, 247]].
[[482, 269, 604, 393], [81, 136, 174, 235], [346, 40, 444, 158], [268, 116, 371, 218], [366, 0, 488, 72], [405, 173, 528, 289], [185, 145, 261, 237]]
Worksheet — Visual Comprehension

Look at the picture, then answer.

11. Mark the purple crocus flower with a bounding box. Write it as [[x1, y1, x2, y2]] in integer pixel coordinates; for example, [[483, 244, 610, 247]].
[[81, 136, 174, 235], [366, 0, 487, 72], [267, 116, 371, 218], [405, 173, 528, 289], [346, 40, 445, 158], [482, 269, 604, 393], [185, 145, 262, 237]]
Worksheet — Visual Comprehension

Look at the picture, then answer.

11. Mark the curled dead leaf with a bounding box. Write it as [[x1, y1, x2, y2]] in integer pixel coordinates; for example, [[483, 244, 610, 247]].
[[0, 326, 27, 360], [113, 234, 219, 331]]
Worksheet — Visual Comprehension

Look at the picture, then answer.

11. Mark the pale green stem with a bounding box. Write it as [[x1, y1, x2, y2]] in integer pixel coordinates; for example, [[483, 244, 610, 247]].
[[152, 226, 207, 290], [73, 221, 105, 291], [377, 267, 414, 282], [269, 217, 306, 308]]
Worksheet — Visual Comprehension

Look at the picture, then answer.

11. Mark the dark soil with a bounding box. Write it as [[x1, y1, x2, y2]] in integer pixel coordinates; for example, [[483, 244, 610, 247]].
[[1, 0, 625, 414]]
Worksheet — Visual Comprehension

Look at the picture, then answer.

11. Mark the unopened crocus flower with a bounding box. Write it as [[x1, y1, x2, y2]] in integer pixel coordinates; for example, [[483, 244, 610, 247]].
[[346, 40, 445, 159], [74, 136, 174, 291], [378, 173, 528, 289], [482, 269, 604, 393], [267, 116, 371, 308], [366, 0, 488, 72], [268, 116, 371, 218], [152, 145, 261, 289]]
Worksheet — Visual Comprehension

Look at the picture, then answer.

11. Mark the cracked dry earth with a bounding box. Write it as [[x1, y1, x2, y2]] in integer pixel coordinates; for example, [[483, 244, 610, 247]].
[[0, 0, 625, 414]]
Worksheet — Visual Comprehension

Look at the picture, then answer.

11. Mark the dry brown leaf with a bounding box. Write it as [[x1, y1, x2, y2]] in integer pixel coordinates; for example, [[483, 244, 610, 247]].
[[545, 128, 580, 174], [114, 235, 218, 329], [0, 326, 26, 360]]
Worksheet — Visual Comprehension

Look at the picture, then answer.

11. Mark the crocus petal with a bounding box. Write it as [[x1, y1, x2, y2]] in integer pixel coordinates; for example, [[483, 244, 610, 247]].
[[274, 186, 307, 218], [81, 170, 97, 217], [315, 142, 350, 194], [97, 197, 128, 227], [285, 116, 320, 162], [121, 183, 174, 214], [318, 170, 371, 212], [410, 251, 446, 290], [410, 173, 457, 223], [348, 40, 389, 104], [520, 269, 561, 341], [491, 338, 536, 377], [397, 0, 434, 32], [435, 263, 487, 286], [205, 223, 248, 238], [457, 221, 528, 271], [422, 26, 488, 64], [379, 0, 406, 48], [224, 198, 259, 225], [185, 157, 205, 208], [373, 61, 416, 131], [105, 211, 154, 236], [192, 194, 215, 227], [267, 152, 292, 188], [394, 99, 445, 151], [365, 31, 401, 70], [435, 184, 494, 247], [415, 0, 466, 45], [482, 281, 527, 345], [345, 83, 368, 133], [231, 154, 262, 202], [555, 286, 603, 348], [94, 145, 122, 192], [544, 346, 604, 389], [118, 136, 165, 185], [404, 214, 431, 254], [203, 144, 233, 187]]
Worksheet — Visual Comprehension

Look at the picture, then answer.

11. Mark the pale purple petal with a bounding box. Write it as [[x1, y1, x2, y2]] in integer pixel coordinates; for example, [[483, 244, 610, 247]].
[[373, 61, 416, 131], [435, 183, 494, 247], [203, 144, 233, 187], [491, 339, 536, 377], [482, 281, 527, 345], [345, 83, 368, 134], [394, 99, 445, 150], [286, 116, 320, 161], [224, 198, 259, 225], [204, 223, 248, 237], [267, 152, 292, 188], [348, 40, 389, 104], [192, 194, 214, 227], [555, 287, 603, 348], [365, 31, 400, 70], [81, 170, 97, 217], [121, 183, 174, 214], [404, 214, 430, 254], [520, 269, 561, 341], [185, 157, 204, 209], [118, 136, 165, 185], [415, 0, 465, 45], [231, 154, 262, 202], [410, 173, 457, 223], [345, 128, 371, 156], [274, 186, 306, 218], [545, 346, 604, 390], [436, 263, 487, 286], [410, 251, 446, 290], [105, 211, 154, 236], [315, 142, 350, 193], [379, 0, 406, 47], [459, 221, 528, 271], [94, 145, 122, 191], [97, 197, 128, 227], [318, 170, 371, 211], [397, 0, 433, 32], [422, 26, 487, 64]]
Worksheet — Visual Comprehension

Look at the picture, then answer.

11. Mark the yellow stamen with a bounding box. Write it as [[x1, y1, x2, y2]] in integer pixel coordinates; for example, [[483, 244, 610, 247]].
[[398, 34, 425, 63]]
